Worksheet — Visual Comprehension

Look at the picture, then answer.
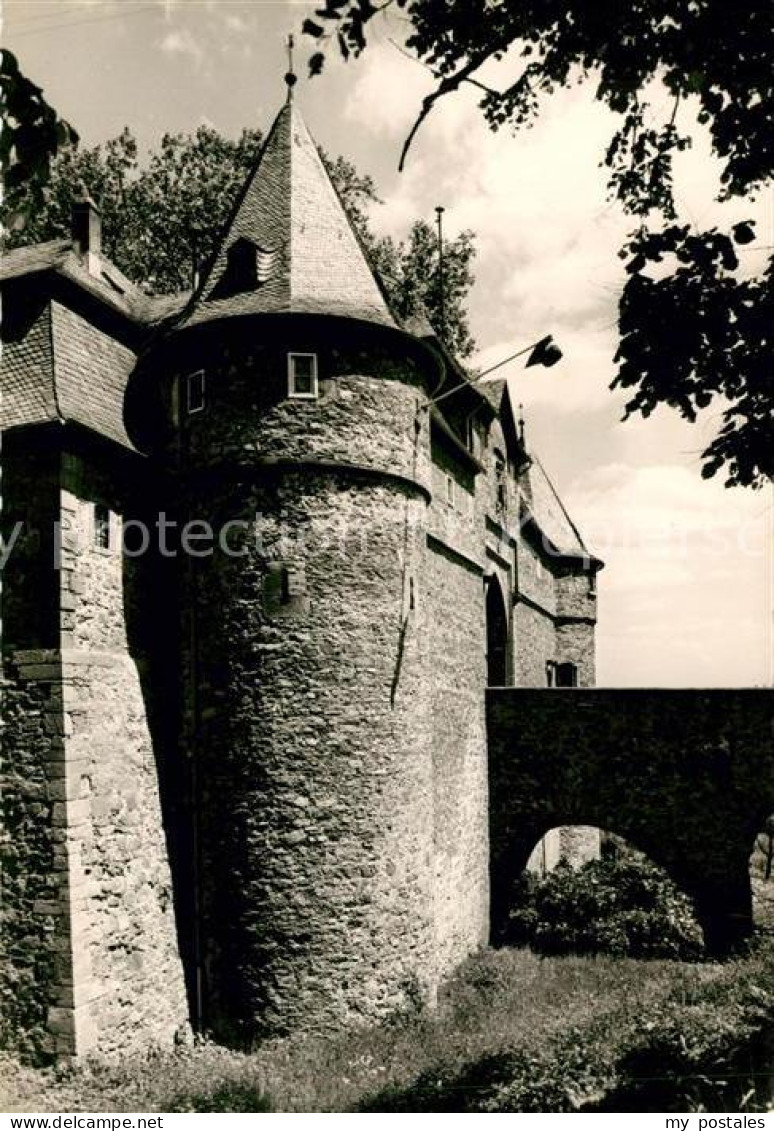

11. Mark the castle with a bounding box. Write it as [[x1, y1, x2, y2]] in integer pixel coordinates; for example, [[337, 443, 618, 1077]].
[[0, 88, 603, 1060]]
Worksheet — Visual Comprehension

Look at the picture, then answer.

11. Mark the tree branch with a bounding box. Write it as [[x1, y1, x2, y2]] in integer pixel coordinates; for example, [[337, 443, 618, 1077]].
[[398, 51, 509, 171]]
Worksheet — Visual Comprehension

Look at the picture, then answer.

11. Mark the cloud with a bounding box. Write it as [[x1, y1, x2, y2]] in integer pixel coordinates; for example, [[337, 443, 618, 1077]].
[[158, 28, 206, 70], [339, 35, 772, 689], [224, 12, 249, 35], [563, 464, 772, 687]]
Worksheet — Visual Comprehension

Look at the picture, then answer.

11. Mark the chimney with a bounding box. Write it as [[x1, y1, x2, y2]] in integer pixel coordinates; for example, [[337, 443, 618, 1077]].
[[71, 196, 101, 273]]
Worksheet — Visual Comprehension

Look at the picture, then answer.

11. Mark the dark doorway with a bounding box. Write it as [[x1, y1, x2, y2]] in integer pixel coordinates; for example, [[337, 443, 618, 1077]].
[[485, 575, 508, 686]]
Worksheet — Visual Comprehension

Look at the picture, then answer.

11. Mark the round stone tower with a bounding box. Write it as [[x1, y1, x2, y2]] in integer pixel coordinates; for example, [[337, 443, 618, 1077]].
[[126, 92, 441, 1039]]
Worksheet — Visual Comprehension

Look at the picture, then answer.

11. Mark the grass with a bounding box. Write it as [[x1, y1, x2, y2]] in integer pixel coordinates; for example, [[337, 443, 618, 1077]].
[[3, 934, 773, 1113]]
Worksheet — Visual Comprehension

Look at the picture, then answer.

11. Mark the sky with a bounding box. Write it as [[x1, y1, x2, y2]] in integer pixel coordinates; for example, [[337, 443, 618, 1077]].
[[3, 0, 772, 687]]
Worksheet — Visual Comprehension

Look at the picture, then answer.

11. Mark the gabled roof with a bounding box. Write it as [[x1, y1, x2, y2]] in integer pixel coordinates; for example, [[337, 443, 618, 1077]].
[[173, 97, 397, 333], [0, 238, 190, 330], [521, 455, 595, 563]]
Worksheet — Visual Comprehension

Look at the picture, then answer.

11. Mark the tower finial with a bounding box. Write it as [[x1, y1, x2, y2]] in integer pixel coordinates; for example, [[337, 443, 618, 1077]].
[[285, 33, 297, 100]]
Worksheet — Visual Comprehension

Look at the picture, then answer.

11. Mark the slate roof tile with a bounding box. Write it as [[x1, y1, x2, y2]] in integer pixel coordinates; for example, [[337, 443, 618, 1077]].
[[174, 98, 397, 332]]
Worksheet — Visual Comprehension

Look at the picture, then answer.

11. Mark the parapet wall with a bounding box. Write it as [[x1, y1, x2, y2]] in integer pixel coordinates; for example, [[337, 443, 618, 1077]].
[[487, 688, 774, 955]]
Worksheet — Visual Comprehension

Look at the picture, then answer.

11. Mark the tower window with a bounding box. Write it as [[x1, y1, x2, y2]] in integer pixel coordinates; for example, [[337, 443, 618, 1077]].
[[446, 473, 455, 507], [185, 370, 206, 414], [288, 353, 318, 399], [94, 504, 111, 551]]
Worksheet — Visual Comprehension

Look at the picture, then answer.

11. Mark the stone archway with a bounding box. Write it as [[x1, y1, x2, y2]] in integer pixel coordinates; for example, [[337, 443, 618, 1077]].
[[487, 688, 774, 956]]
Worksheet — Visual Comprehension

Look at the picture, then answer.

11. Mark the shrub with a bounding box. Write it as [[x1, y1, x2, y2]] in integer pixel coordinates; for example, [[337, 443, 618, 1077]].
[[505, 855, 704, 959], [169, 1083, 273, 1112]]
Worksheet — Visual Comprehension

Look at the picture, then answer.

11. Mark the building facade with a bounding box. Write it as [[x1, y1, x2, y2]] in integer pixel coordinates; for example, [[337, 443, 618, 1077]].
[[0, 93, 601, 1060]]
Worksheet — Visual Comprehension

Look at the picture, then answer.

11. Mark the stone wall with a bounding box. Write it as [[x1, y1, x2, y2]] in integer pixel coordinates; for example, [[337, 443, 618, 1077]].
[[0, 671, 61, 1061], [556, 569, 597, 686], [488, 688, 774, 955], [139, 322, 434, 493], [426, 541, 489, 975], [185, 472, 435, 1039], [0, 436, 188, 1060], [54, 445, 189, 1055]]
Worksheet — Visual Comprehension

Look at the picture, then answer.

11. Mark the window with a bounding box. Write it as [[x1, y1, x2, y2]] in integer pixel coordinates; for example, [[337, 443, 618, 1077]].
[[494, 449, 507, 513], [588, 572, 597, 597], [185, 370, 205, 414], [445, 473, 455, 507], [467, 419, 484, 461], [555, 662, 579, 688], [94, 504, 111, 551], [226, 238, 258, 293], [288, 353, 318, 399]]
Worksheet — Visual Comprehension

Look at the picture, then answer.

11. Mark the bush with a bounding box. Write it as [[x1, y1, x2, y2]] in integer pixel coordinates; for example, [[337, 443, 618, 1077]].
[[359, 945, 774, 1113], [505, 855, 704, 960], [169, 1083, 272, 1112]]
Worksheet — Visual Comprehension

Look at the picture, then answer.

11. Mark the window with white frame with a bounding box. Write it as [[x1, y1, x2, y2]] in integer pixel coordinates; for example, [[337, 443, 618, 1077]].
[[185, 370, 205, 414], [445, 473, 455, 507], [288, 353, 318, 399]]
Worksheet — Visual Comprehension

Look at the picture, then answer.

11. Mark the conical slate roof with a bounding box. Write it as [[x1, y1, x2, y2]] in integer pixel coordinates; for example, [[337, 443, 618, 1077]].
[[175, 97, 397, 332]]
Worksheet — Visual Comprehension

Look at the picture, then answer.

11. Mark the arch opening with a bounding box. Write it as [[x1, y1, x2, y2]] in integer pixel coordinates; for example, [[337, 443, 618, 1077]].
[[500, 827, 705, 960]]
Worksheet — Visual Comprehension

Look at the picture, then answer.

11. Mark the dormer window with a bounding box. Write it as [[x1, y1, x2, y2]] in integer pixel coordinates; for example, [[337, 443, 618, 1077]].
[[209, 238, 280, 300], [227, 238, 258, 293], [288, 353, 318, 399], [185, 370, 206, 414]]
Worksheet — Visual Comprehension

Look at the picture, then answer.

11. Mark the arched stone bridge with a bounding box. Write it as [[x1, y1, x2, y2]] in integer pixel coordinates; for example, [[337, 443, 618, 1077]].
[[487, 689, 774, 956]]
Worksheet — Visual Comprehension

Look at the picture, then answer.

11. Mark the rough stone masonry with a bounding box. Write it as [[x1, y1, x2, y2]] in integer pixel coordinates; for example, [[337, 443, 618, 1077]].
[[2, 88, 607, 1059]]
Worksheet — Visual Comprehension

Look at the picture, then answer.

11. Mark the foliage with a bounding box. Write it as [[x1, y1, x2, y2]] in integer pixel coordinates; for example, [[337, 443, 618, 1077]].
[[169, 1080, 273, 1113], [360, 947, 774, 1112], [303, 1, 774, 487], [6, 942, 774, 1112], [753, 815, 774, 881], [0, 50, 78, 234], [2, 123, 476, 355], [505, 856, 704, 960], [368, 220, 477, 358]]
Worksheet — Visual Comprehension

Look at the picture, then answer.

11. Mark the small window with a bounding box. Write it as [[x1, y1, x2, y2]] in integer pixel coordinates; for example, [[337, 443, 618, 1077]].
[[555, 662, 579, 688], [185, 370, 205, 414], [279, 566, 291, 606], [227, 238, 258, 293], [288, 353, 318, 399], [445, 473, 455, 507], [588, 572, 597, 597], [94, 504, 111, 551], [467, 419, 484, 461]]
